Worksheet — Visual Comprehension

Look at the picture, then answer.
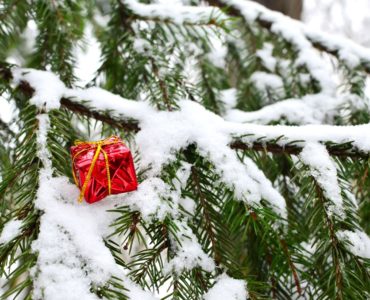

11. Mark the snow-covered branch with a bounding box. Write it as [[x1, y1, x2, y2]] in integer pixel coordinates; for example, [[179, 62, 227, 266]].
[[122, 0, 226, 27], [208, 0, 370, 74], [6, 67, 370, 160]]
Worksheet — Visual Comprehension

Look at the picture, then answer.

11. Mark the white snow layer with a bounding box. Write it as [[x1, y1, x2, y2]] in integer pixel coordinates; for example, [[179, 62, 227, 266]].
[[12, 67, 287, 217], [0, 220, 22, 244], [164, 220, 215, 274], [220, 0, 370, 77], [203, 274, 248, 300], [123, 0, 225, 25], [32, 105, 157, 300], [337, 230, 370, 259], [220, 0, 336, 94], [299, 143, 343, 217], [12, 68, 64, 111], [225, 93, 363, 125]]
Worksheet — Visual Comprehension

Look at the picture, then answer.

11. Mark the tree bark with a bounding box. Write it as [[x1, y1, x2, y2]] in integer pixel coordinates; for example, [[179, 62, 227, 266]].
[[254, 0, 303, 20]]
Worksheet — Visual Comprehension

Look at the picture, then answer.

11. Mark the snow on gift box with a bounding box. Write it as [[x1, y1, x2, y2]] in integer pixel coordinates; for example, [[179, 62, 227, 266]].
[[70, 136, 138, 203]]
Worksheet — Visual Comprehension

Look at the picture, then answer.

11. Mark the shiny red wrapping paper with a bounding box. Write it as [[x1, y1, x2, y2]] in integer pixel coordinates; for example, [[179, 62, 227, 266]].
[[70, 136, 138, 203]]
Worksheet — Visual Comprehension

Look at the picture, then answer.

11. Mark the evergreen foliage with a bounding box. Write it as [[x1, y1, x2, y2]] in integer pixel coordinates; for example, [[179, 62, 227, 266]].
[[0, 0, 369, 299]]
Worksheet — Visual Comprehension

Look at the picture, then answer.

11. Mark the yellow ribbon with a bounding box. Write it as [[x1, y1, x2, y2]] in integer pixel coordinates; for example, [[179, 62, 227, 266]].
[[72, 136, 120, 202]]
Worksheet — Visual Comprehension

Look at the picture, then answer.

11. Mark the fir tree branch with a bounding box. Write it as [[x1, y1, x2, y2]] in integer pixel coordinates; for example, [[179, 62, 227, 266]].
[[207, 0, 370, 74], [190, 165, 221, 266], [121, 0, 226, 28], [230, 140, 369, 159], [149, 57, 173, 111], [2, 63, 369, 160]]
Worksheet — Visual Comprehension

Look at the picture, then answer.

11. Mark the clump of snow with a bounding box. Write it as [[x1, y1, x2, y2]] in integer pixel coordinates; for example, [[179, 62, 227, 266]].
[[36, 114, 53, 171], [250, 71, 284, 97], [123, 0, 226, 25], [243, 156, 286, 218], [207, 39, 228, 69], [221, 0, 370, 84], [118, 177, 176, 221], [337, 229, 370, 259], [338, 49, 360, 68], [256, 43, 276, 72], [235, 122, 370, 153], [33, 173, 158, 300], [12, 68, 64, 111], [30, 99, 157, 300], [299, 143, 343, 217], [203, 274, 248, 300], [173, 161, 192, 192], [165, 220, 215, 274], [225, 93, 353, 125], [222, 0, 337, 95], [220, 88, 237, 110], [65, 86, 155, 121], [133, 38, 152, 54], [0, 220, 22, 244]]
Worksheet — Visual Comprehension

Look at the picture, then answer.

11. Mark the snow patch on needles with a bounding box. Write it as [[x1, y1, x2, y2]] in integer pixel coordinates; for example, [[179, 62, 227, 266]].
[[122, 0, 225, 25], [14, 68, 370, 219], [299, 143, 343, 217], [0, 220, 22, 244], [203, 274, 248, 300], [12, 68, 64, 111], [165, 220, 215, 274], [31, 102, 157, 300], [222, 0, 337, 94], [119, 177, 176, 221], [225, 94, 353, 125], [221, 0, 370, 80], [337, 230, 370, 259], [250, 71, 284, 97]]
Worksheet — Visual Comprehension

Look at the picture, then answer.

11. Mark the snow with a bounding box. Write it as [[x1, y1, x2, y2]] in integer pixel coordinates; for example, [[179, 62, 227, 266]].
[[221, 0, 370, 74], [31, 100, 158, 300], [13, 67, 370, 220], [133, 38, 152, 54], [120, 177, 176, 221], [36, 114, 52, 171], [11, 68, 370, 219], [337, 230, 370, 259], [0, 220, 22, 244], [9, 65, 370, 298], [250, 71, 284, 97], [123, 0, 225, 25], [207, 39, 228, 69], [220, 88, 237, 110], [256, 43, 276, 72], [235, 123, 370, 153], [203, 274, 248, 300], [225, 93, 358, 125], [164, 220, 215, 274], [12, 68, 64, 111], [221, 0, 337, 95], [299, 143, 343, 217]]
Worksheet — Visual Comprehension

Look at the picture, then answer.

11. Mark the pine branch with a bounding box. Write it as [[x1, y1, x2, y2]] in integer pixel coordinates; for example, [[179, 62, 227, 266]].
[[230, 140, 369, 159], [190, 165, 221, 266], [2, 63, 369, 160], [121, 0, 226, 27], [207, 0, 370, 74]]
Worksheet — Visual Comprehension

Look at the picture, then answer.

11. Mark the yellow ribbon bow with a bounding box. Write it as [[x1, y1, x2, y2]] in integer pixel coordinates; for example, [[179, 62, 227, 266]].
[[72, 136, 120, 202]]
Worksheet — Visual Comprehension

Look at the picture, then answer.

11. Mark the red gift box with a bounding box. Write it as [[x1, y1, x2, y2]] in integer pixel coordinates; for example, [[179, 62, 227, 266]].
[[71, 136, 138, 203]]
